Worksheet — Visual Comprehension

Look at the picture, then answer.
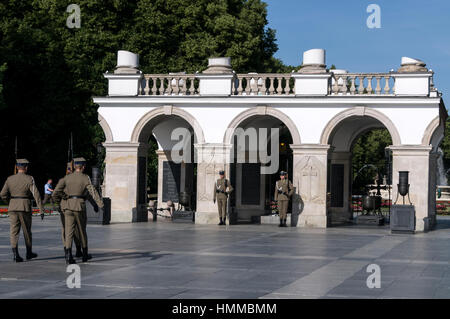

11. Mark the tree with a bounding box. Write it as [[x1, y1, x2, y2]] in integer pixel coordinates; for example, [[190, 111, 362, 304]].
[[351, 129, 392, 194], [0, 0, 282, 189]]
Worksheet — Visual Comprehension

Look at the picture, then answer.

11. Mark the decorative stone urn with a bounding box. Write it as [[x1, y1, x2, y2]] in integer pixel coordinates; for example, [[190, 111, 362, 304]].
[[298, 48, 327, 73], [203, 57, 233, 74], [397, 57, 428, 73], [114, 50, 140, 74]]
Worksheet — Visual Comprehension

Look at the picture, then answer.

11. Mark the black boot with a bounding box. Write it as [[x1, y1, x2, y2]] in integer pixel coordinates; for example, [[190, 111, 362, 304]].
[[222, 218, 226, 226], [218, 218, 223, 225], [66, 248, 76, 265], [282, 219, 288, 227], [75, 244, 83, 258], [64, 247, 68, 261], [12, 247, 23, 263], [279, 219, 283, 227], [82, 247, 92, 262], [26, 246, 38, 260]]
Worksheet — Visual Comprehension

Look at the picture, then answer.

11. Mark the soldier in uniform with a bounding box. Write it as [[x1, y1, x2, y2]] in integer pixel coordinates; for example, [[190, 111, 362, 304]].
[[0, 159, 44, 262], [274, 171, 293, 227], [52, 157, 103, 264], [213, 170, 233, 225], [54, 162, 83, 258]]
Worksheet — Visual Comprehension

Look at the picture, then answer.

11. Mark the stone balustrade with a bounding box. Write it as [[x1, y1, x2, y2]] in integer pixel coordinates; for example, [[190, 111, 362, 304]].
[[107, 49, 435, 97], [140, 74, 199, 96], [138, 72, 400, 96], [331, 73, 394, 95], [232, 73, 293, 95]]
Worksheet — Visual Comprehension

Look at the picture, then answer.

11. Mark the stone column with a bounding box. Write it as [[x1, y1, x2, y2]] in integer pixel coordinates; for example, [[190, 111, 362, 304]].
[[328, 151, 352, 223], [195, 143, 232, 224], [103, 142, 148, 223], [428, 152, 438, 229], [291, 144, 330, 228], [389, 145, 433, 232]]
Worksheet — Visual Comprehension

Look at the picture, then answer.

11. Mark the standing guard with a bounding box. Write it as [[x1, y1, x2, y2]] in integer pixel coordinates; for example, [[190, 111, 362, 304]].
[[53, 157, 103, 264], [0, 159, 44, 262], [213, 170, 233, 225], [54, 162, 83, 258], [274, 171, 293, 227]]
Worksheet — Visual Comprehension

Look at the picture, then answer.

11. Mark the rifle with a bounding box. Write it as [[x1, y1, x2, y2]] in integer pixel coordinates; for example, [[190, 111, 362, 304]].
[[13, 136, 17, 174], [67, 132, 74, 173]]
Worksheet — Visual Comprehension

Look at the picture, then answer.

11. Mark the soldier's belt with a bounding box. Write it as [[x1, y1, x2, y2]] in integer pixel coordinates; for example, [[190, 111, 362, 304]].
[[216, 190, 226, 194], [68, 195, 86, 199], [277, 191, 288, 196], [10, 196, 31, 199]]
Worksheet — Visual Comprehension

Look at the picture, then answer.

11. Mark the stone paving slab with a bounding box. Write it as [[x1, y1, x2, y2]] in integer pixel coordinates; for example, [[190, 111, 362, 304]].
[[0, 216, 449, 299]]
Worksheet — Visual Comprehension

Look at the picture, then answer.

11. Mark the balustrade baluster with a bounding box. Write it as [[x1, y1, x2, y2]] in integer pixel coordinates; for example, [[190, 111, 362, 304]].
[[151, 77, 157, 95], [237, 77, 243, 95], [276, 77, 283, 95], [383, 76, 390, 94], [268, 77, 275, 95], [244, 77, 251, 95], [341, 76, 348, 94], [358, 76, 365, 94], [332, 76, 340, 94], [260, 77, 267, 95], [159, 77, 165, 95], [366, 76, 373, 95], [350, 76, 356, 95], [375, 76, 382, 95]]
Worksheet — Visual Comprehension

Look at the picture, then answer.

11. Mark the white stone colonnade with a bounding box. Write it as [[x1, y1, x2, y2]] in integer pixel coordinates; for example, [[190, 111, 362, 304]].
[[94, 50, 447, 232]]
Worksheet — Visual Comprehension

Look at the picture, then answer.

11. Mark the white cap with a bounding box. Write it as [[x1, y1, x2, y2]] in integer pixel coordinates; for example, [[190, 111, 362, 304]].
[[117, 50, 139, 69], [303, 49, 326, 66]]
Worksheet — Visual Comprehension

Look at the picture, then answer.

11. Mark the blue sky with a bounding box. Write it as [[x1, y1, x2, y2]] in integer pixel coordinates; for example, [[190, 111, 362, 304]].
[[265, 0, 450, 104]]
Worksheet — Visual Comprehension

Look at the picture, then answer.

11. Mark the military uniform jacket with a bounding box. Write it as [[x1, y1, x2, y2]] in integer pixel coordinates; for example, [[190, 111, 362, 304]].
[[213, 178, 233, 201], [0, 172, 43, 212], [274, 179, 294, 201], [53, 171, 103, 212]]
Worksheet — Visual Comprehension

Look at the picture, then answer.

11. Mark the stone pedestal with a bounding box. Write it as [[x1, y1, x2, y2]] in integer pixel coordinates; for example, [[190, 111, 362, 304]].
[[389, 145, 433, 232], [291, 144, 330, 228], [195, 143, 232, 224], [103, 142, 148, 223], [197, 57, 234, 96]]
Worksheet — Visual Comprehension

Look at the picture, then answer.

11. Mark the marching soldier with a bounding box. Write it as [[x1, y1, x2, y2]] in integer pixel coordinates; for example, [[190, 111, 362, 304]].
[[54, 162, 83, 258], [53, 157, 103, 264], [0, 159, 44, 262], [213, 170, 233, 225], [274, 171, 293, 227]]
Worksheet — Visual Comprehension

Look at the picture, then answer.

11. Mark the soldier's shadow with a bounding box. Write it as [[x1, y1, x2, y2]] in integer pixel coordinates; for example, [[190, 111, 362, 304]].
[[37, 251, 170, 263], [291, 187, 304, 226]]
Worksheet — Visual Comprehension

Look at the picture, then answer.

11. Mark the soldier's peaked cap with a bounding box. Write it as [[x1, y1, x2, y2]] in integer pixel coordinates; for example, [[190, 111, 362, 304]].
[[219, 170, 225, 175], [16, 159, 29, 166], [280, 171, 287, 176], [73, 157, 87, 164]]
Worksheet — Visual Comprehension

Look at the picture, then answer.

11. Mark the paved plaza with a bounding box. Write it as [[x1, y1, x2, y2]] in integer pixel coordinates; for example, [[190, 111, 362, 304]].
[[0, 216, 449, 299]]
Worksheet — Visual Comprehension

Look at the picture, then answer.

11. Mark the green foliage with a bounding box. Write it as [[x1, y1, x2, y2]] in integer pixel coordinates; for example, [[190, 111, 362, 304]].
[[147, 136, 159, 194], [351, 129, 392, 194], [0, 0, 282, 188]]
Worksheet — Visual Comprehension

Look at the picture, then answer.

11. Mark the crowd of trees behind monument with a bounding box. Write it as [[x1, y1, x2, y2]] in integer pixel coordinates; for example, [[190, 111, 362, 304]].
[[0, 0, 448, 201]]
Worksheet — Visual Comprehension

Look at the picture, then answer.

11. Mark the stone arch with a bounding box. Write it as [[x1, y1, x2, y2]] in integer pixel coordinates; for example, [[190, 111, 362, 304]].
[[130, 105, 205, 144], [98, 113, 113, 142], [223, 106, 301, 145], [421, 116, 442, 146], [320, 107, 401, 146]]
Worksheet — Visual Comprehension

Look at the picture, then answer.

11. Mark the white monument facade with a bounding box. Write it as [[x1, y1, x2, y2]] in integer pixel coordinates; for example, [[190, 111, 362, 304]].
[[93, 49, 446, 232]]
